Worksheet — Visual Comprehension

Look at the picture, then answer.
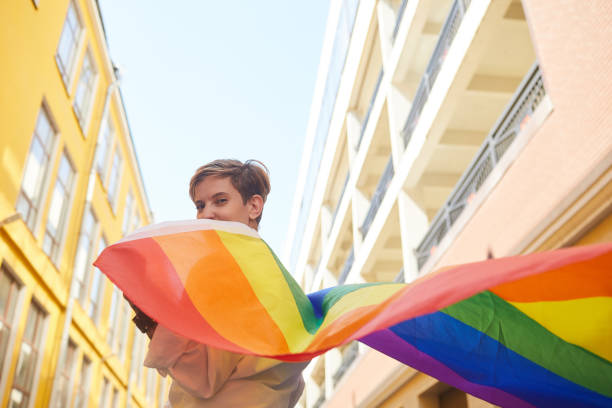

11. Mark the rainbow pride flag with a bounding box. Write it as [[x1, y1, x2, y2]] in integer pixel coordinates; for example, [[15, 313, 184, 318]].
[[94, 219, 612, 407]]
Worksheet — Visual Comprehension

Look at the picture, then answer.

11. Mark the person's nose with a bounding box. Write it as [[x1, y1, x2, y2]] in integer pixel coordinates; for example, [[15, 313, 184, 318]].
[[200, 206, 216, 220], [198, 207, 216, 220]]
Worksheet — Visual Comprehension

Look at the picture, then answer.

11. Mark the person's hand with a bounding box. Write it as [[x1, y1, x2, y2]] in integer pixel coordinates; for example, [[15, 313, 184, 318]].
[[124, 294, 158, 338]]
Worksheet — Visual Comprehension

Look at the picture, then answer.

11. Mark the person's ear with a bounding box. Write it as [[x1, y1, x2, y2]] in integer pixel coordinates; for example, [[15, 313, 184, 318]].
[[247, 194, 264, 225]]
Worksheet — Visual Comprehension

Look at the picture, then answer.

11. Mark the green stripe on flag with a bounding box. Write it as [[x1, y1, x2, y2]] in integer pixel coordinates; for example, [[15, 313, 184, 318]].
[[443, 291, 612, 398], [264, 241, 321, 334]]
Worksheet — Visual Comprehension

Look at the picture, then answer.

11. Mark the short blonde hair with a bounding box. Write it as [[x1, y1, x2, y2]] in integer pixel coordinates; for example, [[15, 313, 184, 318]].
[[189, 159, 271, 224]]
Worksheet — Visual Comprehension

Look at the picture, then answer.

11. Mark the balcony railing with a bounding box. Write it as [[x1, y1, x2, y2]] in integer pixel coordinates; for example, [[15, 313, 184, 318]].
[[360, 157, 395, 237], [331, 172, 350, 232], [338, 247, 355, 285], [392, 0, 409, 41], [401, 0, 471, 147], [358, 69, 385, 149], [415, 64, 546, 269], [393, 268, 405, 283], [332, 342, 360, 385], [313, 391, 326, 408]]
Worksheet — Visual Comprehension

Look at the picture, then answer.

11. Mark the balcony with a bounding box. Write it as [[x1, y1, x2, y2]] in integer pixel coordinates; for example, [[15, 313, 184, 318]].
[[313, 392, 326, 408], [401, 0, 471, 147], [392, 0, 409, 41], [331, 172, 350, 231], [358, 69, 385, 149], [338, 247, 354, 285], [360, 157, 395, 237], [393, 268, 405, 283], [415, 64, 546, 269]]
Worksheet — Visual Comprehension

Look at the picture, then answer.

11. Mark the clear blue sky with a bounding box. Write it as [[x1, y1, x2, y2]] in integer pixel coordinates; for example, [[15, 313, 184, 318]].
[[98, 1, 329, 255]]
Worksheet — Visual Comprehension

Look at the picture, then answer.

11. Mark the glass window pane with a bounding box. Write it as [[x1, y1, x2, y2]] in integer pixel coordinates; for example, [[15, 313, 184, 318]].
[[9, 388, 27, 408], [21, 139, 45, 200], [122, 192, 133, 235], [99, 378, 109, 408], [46, 184, 65, 234], [74, 357, 91, 408], [44, 153, 75, 262], [0, 271, 13, 317], [56, 2, 82, 80], [73, 209, 97, 302], [107, 150, 122, 206], [74, 52, 96, 125], [0, 267, 20, 384], [131, 213, 140, 233], [58, 156, 71, 185], [96, 118, 113, 177], [35, 109, 53, 147], [111, 389, 119, 408]]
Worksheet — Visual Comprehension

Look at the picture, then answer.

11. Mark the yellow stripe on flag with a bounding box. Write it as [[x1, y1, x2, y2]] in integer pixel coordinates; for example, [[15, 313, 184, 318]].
[[318, 284, 405, 333], [217, 231, 313, 352], [509, 296, 612, 363]]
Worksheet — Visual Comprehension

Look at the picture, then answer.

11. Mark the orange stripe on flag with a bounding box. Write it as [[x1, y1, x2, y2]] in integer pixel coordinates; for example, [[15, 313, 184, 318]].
[[94, 237, 248, 353], [153, 230, 290, 354], [491, 250, 612, 302]]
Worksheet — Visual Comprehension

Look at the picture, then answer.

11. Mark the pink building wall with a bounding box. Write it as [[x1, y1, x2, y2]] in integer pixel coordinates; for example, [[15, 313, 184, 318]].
[[325, 1, 612, 406]]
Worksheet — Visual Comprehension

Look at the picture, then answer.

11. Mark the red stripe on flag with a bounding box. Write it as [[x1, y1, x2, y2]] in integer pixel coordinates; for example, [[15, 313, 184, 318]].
[[94, 237, 250, 354]]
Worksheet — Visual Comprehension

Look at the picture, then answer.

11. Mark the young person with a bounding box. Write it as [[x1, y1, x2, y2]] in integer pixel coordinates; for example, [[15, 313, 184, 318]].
[[143, 159, 309, 407]]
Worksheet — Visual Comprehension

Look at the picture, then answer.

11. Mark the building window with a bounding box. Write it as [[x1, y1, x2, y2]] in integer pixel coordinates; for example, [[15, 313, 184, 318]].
[[122, 191, 134, 236], [131, 211, 141, 233], [117, 298, 131, 361], [99, 377, 110, 408], [56, 1, 83, 85], [107, 149, 122, 210], [130, 333, 148, 391], [0, 265, 21, 382], [43, 151, 76, 263], [16, 107, 57, 231], [73, 50, 98, 131], [110, 388, 119, 408], [73, 355, 91, 408], [106, 286, 119, 346], [9, 301, 46, 408], [73, 209, 98, 303], [157, 377, 166, 408], [95, 117, 114, 180], [87, 236, 106, 322], [55, 339, 77, 408], [146, 368, 156, 403]]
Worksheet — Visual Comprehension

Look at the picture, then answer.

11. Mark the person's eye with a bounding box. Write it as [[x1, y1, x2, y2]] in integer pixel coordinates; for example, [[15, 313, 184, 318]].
[[195, 203, 204, 211], [216, 198, 228, 205]]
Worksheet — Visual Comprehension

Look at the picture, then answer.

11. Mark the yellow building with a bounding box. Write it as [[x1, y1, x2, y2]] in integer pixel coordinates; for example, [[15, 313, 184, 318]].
[[0, 0, 168, 406]]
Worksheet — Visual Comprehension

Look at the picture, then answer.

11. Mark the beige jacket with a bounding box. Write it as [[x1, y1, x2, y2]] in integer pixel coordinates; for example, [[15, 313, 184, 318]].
[[144, 325, 309, 407]]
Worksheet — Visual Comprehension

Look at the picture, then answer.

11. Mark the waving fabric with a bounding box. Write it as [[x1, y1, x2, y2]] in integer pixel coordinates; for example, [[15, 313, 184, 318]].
[[94, 219, 612, 408]]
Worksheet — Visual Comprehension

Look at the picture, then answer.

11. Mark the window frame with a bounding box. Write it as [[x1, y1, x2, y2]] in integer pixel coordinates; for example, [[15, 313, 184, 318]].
[[95, 115, 115, 184], [55, 0, 84, 89], [8, 299, 48, 408], [72, 354, 91, 408], [42, 149, 77, 265], [114, 297, 131, 362], [106, 147, 123, 212], [0, 263, 24, 391], [72, 208, 99, 305], [73, 48, 99, 133], [86, 235, 107, 324], [122, 190, 134, 236], [16, 104, 59, 235], [55, 339, 78, 408]]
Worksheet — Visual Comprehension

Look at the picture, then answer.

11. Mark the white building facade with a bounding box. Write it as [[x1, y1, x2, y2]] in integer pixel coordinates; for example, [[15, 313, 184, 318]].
[[286, 0, 612, 407]]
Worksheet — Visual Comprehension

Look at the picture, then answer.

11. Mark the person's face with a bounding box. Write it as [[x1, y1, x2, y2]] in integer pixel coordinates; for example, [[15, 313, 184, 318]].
[[193, 176, 263, 230]]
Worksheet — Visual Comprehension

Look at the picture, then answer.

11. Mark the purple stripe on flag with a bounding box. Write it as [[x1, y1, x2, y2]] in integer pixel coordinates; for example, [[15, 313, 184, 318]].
[[360, 329, 535, 408]]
